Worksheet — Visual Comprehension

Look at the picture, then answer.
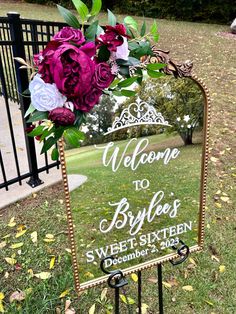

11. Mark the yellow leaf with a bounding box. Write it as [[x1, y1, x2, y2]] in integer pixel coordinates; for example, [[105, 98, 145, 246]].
[[34, 272, 51, 280], [141, 303, 149, 314], [162, 281, 172, 289], [182, 285, 194, 291], [15, 229, 27, 238], [84, 272, 94, 278], [0, 293, 4, 301], [120, 294, 135, 304], [220, 196, 229, 203], [205, 300, 214, 306], [189, 258, 197, 266], [8, 217, 16, 227], [215, 202, 222, 208], [45, 234, 54, 239], [0, 301, 4, 313], [5, 257, 17, 265], [43, 238, 55, 243], [27, 269, 34, 277], [24, 288, 33, 295], [2, 234, 11, 239], [131, 273, 138, 282], [49, 256, 56, 269], [10, 242, 23, 249], [100, 288, 108, 301], [31, 231, 37, 244], [0, 242, 7, 249], [59, 289, 70, 298], [219, 265, 226, 273], [88, 304, 96, 314]]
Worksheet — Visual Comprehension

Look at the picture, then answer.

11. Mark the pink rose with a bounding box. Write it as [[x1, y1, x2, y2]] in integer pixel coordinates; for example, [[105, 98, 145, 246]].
[[53, 27, 85, 46], [34, 41, 60, 84], [98, 24, 129, 52], [49, 43, 95, 98], [73, 88, 102, 112], [48, 107, 75, 126], [94, 63, 115, 90]]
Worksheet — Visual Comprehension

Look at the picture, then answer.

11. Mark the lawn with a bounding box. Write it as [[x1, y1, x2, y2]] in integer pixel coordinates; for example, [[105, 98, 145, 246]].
[[0, 1, 236, 313]]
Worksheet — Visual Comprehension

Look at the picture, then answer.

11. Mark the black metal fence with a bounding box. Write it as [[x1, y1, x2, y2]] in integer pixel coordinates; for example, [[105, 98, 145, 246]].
[[0, 13, 67, 190]]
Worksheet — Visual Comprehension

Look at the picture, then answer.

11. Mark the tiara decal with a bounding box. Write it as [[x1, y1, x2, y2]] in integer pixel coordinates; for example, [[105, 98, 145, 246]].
[[105, 98, 171, 135]]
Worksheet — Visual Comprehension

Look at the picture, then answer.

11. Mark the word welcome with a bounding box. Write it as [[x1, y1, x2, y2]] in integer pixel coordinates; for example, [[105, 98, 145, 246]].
[[96, 138, 180, 173], [99, 190, 181, 236]]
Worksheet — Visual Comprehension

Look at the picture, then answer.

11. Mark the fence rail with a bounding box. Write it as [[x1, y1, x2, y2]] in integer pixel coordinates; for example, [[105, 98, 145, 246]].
[[0, 13, 66, 190]]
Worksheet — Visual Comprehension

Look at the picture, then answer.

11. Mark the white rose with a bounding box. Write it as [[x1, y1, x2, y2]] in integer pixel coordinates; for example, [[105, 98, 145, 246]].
[[116, 37, 129, 61], [29, 74, 66, 112]]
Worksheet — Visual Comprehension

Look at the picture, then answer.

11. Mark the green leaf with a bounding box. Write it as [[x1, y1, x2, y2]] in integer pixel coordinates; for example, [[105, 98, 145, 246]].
[[140, 20, 146, 37], [107, 9, 116, 26], [64, 127, 85, 147], [41, 137, 57, 154], [27, 111, 48, 123], [90, 0, 102, 16], [150, 20, 159, 42], [147, 69, 164, 78], [98, 45, 110, 62], [57, 5, 80, 28], [96, 25, 104, 36], [118, 76, 139, 88], [146, 63, 166, 70], [51, 148, 59, 161], [72, 0, 89, 22], [112, 90, 123, 97], [54, 126, 65, 140], [124, 16, 138, 31], [85, 20, 99, 42], [27, 125, 44, 137], [109, 78, 120, 89], [121, 89, 136, 97], [24, 103, 35, 118]]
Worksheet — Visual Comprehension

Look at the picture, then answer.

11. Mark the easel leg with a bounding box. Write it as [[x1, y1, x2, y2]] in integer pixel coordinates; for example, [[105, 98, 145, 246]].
[[115, 285, 120, 314], [157, 264, 164, 314]]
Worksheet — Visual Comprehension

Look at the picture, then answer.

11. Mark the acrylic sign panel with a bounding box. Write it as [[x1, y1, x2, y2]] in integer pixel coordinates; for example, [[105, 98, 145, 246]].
[[63, 76, 208, 290]]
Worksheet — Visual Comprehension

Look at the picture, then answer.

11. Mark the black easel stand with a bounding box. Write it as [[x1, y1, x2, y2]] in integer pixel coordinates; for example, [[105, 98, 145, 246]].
[[100, 240, 190, 314]]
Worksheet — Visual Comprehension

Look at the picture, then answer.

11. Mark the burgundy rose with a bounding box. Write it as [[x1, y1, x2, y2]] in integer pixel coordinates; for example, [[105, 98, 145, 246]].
[[94, 63, 115, 90], [25, 125, 35, 134], [98, 24, 129, 52], [34, 41, 60, 83], [48, 107, 75, 126], [73, 88, 102, 112], [53, 27, 85, 46], [49, 43, 95, 98]]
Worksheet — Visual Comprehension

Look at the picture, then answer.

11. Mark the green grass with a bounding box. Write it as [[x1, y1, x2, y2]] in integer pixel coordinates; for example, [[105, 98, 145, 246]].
[[0, 1, 236, 313], [66, 133, 202, 283]]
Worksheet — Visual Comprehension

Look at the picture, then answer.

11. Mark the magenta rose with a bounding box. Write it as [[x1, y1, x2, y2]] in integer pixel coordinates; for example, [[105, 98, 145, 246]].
[[94, 63, 115, 90], [49, 43, 95, 98], [98, 24, 129, 52], [34, 41, 60, 83], [73, 88, 102, 112], [48, 107, 75, 126], [53, 27, 85, 46]]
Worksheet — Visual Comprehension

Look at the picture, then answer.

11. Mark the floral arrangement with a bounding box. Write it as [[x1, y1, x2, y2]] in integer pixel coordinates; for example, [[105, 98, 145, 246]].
[[23, 0, 164, 160]]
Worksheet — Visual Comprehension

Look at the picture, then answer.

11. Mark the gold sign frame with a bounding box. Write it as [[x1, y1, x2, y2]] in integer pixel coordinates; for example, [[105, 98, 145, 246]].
[[59, 47, 211, 292]]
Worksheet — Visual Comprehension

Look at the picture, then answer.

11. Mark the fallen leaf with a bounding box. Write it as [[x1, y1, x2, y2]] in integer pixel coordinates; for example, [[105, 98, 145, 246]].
[[219, 265, 226, 273], [220, 196, 229, 203], [59, 289, 70, 298], [65, 248, 71, 254], [210, 157, 218, 163], [147, 277, 157, 283], [2, 234, 11, 239], [65, 300, 75, 314], [24, 288, 33, 295], [15, 229, 27, 238], [5, 257, 17, 265], [205, 300, 214, 306], [43, 238, 55, 243], [31, 231, 37, 244], [49, 256, 55, 269], [182, 285, 194, 291], [84, 272, 94, 278], [120, 294, 135, 304], [211, 255, 220, 263], [162, 281, 172, 289], [34, 272, 51, 280], [89, 304, 96, 314], [8, 217, 16, 227], [189, 258, 197, 266], [0, 301, 4, 313], [100, 288, 108, 301], [131, 273, 138, 282], [0, 242, 7, 249], [10, 243, 23, 249], [45, 234, 54, 239], [0, 293, 4, 301], [9, 291, 25, 303], [215, 202, 222, 208]]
